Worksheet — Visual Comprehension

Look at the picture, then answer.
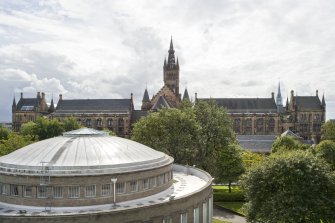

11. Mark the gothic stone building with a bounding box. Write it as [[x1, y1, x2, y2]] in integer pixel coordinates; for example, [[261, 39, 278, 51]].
[[11, 39, 326, 142], [50, 94, 134, 138], [11, 92, 53, 132]]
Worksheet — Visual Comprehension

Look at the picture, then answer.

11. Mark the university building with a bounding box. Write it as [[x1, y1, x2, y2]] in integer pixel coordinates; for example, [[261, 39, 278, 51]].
[[12, 39, 326, 142]]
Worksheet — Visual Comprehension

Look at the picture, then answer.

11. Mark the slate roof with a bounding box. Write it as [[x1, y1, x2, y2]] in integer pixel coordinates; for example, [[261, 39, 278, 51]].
[[152, 95, 171, 110], [294, 96, 323, 111], [131, 110, 149, 122], [199, 98, 278, 113], [54, 99, 132, 114], [16, 98, 39, 111], [237, 135, 276, 153], [281, 129, 302, 139]]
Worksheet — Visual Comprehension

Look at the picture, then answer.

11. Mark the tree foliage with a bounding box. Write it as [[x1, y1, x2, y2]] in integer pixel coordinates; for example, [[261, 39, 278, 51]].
[[62, 117, 82, 132], [271, 136, 310, 153], [21, 117, 81, 140], [241, 151, 335, 223], [315, 140, 335, 171], [132, 108, 200, 165], [0, 132, 36, 156], [215, 144, 245, 192], [194, 100, 235, 173], [241, 150, 266, 171], [321, 120, 335, 142], [0, 126, 9, 140], [132, 101, 237, 176]]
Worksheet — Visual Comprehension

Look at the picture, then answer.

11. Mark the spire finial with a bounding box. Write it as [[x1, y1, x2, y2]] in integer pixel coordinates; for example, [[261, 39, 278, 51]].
[[322, 92, 326, 107]]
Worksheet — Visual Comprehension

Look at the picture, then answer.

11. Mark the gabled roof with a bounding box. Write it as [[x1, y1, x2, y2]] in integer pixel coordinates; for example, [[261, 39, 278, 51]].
[[131, 110, 149, 122], [152, 95, 171, 110], [17, 98, 40, 111], [198, 98, 277, 113], [237, 135, 276, 153], [55, 99, 132, 114], [151, 85, 179, 108], [294, 96, 323, 111], [281, 129, 302, 139]]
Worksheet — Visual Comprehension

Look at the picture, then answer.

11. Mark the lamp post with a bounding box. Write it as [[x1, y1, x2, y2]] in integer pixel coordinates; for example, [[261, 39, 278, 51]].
[[111, 178, 117, 206]]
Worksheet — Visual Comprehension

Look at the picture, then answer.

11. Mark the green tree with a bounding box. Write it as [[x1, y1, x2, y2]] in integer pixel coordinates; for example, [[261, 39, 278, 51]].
[[241, 151, 335, 223], [0, 132, 37, 156], [316, 140, 335, 170], [103, 128, 116, 136], [194, 100, 235, 173], [271, 136, 300, 153], [215, 144, 245, 193], [62, 117, 81, 132], [321, 120, 335, 142], [241, 150, 265, 171], [21, 117, 64, 140], [132, 108, 200, 165], [0, 126, 9, 140], [20, 121, 38, 137]]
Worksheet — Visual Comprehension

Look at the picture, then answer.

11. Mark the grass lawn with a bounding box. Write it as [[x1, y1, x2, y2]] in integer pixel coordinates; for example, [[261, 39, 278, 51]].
[[212, 218, 232, 223], [215, 201, 245, 216], [213, 185, 243, 192]]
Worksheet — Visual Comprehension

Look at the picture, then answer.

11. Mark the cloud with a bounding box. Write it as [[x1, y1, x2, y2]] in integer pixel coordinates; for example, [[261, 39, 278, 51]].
[[1, 0, 335, 121]]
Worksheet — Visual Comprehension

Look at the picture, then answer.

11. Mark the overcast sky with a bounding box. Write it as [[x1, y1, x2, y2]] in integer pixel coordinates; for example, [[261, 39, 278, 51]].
[[1, 0, 335, 121]]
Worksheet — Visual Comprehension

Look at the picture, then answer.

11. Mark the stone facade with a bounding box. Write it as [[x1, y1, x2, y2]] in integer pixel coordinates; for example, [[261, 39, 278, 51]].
[[12, 92, 51, 131]]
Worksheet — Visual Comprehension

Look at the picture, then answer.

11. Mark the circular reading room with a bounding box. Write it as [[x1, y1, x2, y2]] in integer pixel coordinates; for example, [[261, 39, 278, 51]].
[[0, 128, 213, 223]]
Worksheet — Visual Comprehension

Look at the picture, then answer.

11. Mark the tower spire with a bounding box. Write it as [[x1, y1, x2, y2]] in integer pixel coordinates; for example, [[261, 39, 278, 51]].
[[322, 93, 326, 107], [12, 95, 16, 111], [276, 82, 283, 112]]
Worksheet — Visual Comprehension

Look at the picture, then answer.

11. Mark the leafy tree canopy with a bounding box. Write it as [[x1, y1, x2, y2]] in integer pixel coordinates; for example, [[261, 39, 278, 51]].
[[132, 108, 200, 165], [315, 140, 335, 171], [0, 126, 10, 141], [0, 132, 37, 156], [271, 136, 310, 153], [241, 151, 335, 223], [241, 150, 266, 170], [321, 120, 335, 142], [132, 101, 237, 176], [215, 144, 245, 192], [62, 117, 82, 132], [194, 100, 235, 173]]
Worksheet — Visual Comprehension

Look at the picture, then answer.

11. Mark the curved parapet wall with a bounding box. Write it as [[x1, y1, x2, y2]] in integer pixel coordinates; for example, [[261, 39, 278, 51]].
[[0, 164, 213, 223]]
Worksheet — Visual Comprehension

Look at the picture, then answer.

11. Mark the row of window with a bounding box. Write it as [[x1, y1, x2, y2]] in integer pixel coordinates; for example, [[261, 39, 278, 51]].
[[162, 197, 213, 223], [298, 124, 321, 133], [233, 118, 276, 133], [0, 173, 171, 199], [299, 113, 323, 122]]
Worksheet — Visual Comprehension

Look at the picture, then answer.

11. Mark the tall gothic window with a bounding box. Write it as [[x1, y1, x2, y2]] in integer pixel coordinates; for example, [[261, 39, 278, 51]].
[[118, 118, 124, 134], [233, 119, 241, 133], [86, 119, 91, 127], [96, 118, 102, 128], [107, 119, 113, 128], [268, 118, 275, 133], [256, 118, 264, 133], [245, 119, 252, 134]]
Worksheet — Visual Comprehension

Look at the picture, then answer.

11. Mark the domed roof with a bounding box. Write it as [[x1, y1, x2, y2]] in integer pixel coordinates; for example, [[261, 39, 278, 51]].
[[0, 128, 173, 176]]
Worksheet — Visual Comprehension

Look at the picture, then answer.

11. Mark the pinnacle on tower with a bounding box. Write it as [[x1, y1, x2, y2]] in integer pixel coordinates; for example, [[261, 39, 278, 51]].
[[276, 82, 283, 112], [12, 96, 16, 107], [183, 88, 190, 101], [322, 93, 326, 107], [49, 98, 55, 113], [142, 88, 150, 103]]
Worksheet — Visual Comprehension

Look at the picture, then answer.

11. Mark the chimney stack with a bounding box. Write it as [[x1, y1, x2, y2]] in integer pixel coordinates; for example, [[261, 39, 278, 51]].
[[59, 94, 63, 101], [42, 92, 45, 99], [20, 92, 23, 98], [316, 89, 319, 97], [271, 92, 274, 99], [37, 92, 41, 98], [195, 92, 197, 100]]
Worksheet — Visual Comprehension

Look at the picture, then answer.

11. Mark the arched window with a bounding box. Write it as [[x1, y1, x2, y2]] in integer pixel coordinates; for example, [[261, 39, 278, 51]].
[[107, 119, 113, 127], [233, 119, 241, 133], [256, 118, 264, 133], [97, 118, 102, 127], [245, 119, 252, 134], [118, 118, 124, 134], [268, 118, 275, 133], [86, 119, 91, 127]]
